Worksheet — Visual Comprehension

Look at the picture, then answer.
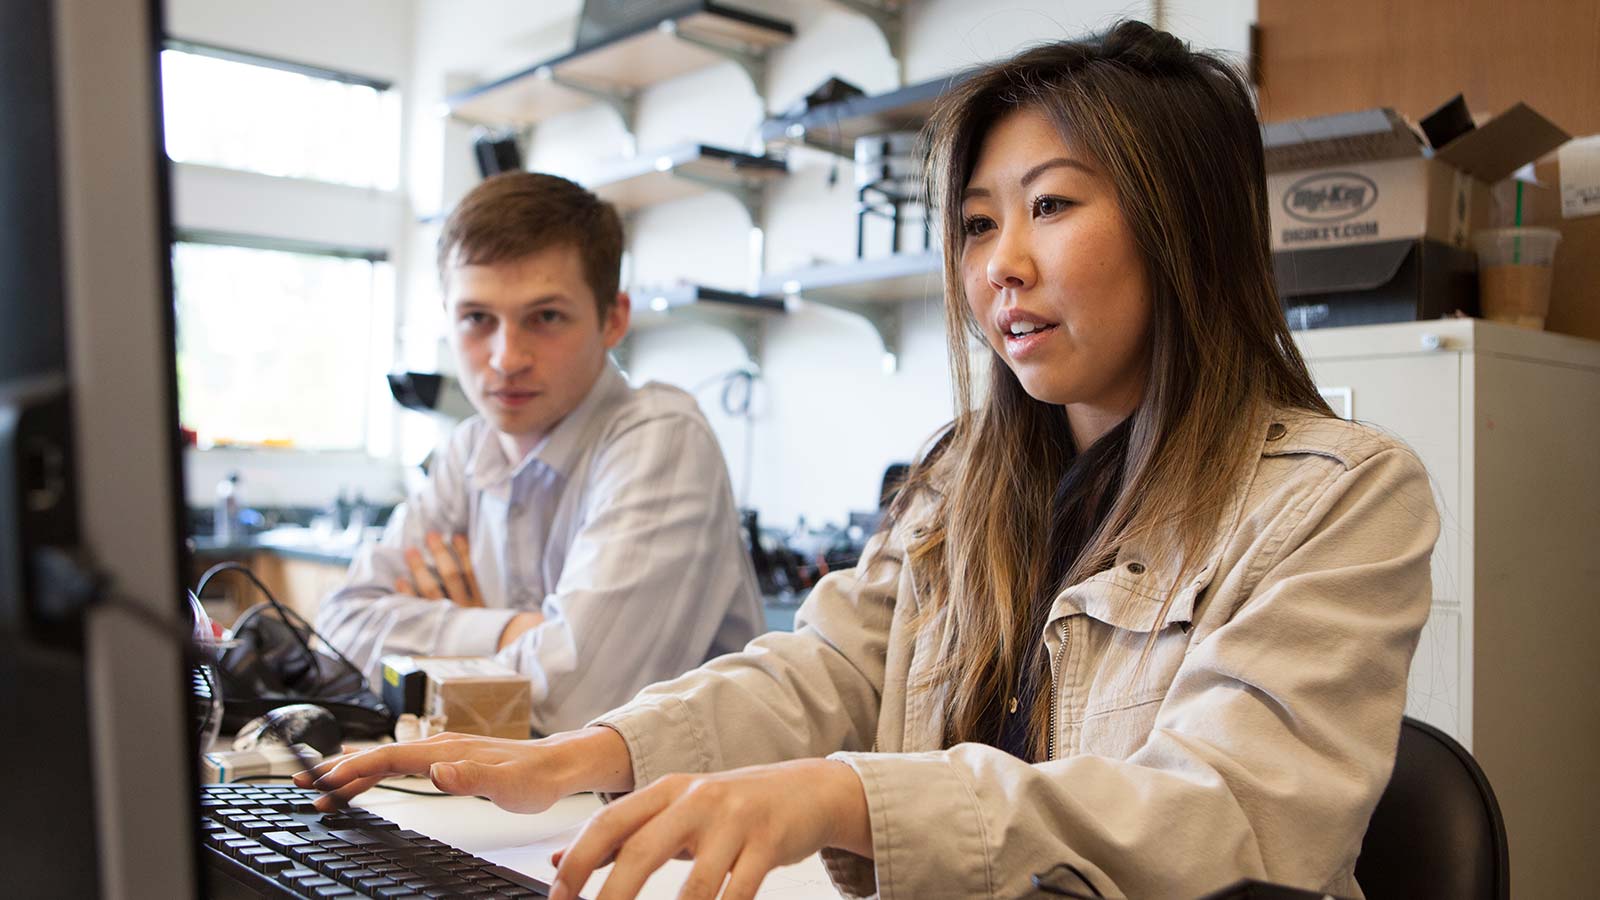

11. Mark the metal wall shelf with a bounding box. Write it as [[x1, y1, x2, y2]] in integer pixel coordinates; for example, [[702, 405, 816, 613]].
[[760, 252, 942, 371], [620, 284, 787, 369], [448, 2, 794, 131], [589, 143, 786, 217], [759, 74, 966, 157]]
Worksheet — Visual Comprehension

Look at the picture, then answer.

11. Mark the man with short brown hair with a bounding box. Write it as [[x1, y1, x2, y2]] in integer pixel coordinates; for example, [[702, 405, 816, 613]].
[[318, 172, 761, 735]]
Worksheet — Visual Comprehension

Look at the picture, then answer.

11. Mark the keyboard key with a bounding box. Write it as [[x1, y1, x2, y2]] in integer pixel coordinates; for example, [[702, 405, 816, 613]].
[[311, 884, 356, 898], [261, 830, 310, 852], [375, 887, 416, 899], [276, 867, 321, 887], [238, 847, 277, 866], [252, 853, 294, 874], [357, 875, 400, 892], [328, 828, 381, 846]]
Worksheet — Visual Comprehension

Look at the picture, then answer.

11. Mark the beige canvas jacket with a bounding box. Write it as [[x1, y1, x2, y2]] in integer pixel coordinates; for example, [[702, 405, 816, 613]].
[[594, 412, 1438, 899]]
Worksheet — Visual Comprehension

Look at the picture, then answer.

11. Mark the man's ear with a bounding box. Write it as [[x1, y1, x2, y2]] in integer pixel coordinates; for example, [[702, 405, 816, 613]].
[[601, 292, 631, 350]]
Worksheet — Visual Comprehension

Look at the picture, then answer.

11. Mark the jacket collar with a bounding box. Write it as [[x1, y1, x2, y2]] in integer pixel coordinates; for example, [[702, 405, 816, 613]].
[[1045, 409, 1320, 631]]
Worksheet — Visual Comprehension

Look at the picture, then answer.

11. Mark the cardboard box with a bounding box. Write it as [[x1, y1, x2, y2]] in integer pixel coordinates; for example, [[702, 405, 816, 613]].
[[385, 656, 532, 739], [1515, 153, 1600, 342], [1274, 239, 1477, 331], [1263, 104, 1570, 253]]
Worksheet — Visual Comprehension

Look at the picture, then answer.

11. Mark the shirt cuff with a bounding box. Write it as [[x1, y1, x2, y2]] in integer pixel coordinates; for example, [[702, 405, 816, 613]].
[[827, 750, 993, 900], [433, 604, 521, 658], [588, 694, 714, 798]]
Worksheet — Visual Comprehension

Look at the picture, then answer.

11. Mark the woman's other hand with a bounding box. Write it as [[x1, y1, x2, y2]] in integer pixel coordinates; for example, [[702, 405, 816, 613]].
[[292, 726, 633, 814], [549, 758, 871, 900]]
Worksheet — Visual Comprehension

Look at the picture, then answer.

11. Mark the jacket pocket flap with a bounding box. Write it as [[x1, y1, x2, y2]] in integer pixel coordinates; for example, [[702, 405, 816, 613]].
[[1050, 573, 1197, 633]]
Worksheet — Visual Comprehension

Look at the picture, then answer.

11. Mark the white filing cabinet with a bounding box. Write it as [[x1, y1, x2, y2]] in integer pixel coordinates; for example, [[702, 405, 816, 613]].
[[1293, 319, 1600, 899]]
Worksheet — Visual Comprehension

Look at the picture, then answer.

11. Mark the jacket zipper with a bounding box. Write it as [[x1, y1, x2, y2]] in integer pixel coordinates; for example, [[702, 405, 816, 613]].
[[1046, 618, 1069, 761]]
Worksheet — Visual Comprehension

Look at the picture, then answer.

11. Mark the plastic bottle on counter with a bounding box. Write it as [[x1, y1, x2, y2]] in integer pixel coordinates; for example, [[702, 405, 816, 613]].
[[214, 471, 241, 543]]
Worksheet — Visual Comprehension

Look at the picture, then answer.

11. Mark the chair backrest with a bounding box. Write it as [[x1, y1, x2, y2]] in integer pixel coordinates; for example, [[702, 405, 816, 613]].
[[1355, 717, 1509, 900]]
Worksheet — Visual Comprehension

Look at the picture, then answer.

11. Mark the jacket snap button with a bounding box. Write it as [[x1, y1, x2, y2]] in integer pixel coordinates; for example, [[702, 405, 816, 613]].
[[1127, 562, 1146, 575], [1266, 423, 1287, 441]]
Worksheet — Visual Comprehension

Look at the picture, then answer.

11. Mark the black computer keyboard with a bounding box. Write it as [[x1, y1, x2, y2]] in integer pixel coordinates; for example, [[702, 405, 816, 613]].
[[200, 782, 552, 898]]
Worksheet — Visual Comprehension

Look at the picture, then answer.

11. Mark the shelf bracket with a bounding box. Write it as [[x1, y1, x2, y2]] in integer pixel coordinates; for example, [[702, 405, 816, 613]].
[[617, 307, 768, 372], [671, 170, 765, 224], [668, 171, 769, 284], [806, 297, 903, 373], [832, 1, 906, 84], [771, 121, 856, 160], [661, 21, 768, 96], [538, 66, 640, 155]]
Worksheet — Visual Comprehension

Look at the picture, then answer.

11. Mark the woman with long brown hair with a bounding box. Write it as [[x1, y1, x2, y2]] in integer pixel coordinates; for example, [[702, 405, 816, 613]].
[[302, 21, 1438, 899]]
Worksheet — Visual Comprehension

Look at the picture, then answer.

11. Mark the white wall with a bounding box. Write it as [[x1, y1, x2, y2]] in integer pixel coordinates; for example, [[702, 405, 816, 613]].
[[399, 0, 1256, 527], [165, 0, 415, 82]]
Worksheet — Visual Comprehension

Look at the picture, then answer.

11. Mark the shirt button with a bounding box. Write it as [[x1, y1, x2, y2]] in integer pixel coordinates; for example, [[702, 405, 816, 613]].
[[1127, 562, 1146, 575], [1266, 423, 1288, 441]]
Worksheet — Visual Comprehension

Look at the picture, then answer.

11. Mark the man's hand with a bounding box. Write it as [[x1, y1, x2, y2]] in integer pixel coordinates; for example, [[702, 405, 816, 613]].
[[547, 758, 873, 900], [395, 531, 483, 606], [294, 726, 634, 814]]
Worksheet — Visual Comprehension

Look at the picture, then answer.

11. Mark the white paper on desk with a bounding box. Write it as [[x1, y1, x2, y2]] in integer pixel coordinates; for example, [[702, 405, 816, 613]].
[[356, 786, 838, 899], [1559, 135, 1600, 218]]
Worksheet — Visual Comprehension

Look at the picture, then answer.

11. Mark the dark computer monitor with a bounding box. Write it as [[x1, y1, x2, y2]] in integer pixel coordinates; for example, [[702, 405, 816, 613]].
[[1, 0, 198, 895]]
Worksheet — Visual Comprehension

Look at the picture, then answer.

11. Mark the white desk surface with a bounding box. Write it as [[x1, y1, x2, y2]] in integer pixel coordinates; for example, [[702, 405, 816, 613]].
[[351, 777, 840, 899]]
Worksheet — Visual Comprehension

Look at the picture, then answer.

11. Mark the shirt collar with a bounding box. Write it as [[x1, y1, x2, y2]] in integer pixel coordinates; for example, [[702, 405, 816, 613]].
[[464, 361, 628, 492]]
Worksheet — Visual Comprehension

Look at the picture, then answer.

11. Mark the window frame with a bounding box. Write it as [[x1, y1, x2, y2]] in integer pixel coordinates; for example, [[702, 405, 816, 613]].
[[159, 38, 401, 191], [162, 38, 393, 93], [171, 229, 395, 455]]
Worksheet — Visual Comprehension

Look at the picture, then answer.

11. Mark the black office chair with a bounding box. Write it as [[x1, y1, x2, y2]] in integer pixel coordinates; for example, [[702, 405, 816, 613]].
[[1354, 716, 1510, 900]]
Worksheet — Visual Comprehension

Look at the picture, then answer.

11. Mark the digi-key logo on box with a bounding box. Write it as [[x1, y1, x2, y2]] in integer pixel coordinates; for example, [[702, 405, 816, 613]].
[[1280, 171, 1381, 244]]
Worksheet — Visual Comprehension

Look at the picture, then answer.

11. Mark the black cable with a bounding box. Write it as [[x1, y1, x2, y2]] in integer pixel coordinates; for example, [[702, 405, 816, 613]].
[[372, 783, 460, 798], [195, 561, 366, 685], [719, 367, 755, 418], [197, 561, 315, 663], [94, 589, 456, 804]]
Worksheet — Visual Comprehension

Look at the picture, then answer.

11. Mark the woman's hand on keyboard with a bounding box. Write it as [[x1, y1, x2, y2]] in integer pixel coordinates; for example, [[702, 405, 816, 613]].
[[293, 726, 634, 814], [547, 758, 871, 900]]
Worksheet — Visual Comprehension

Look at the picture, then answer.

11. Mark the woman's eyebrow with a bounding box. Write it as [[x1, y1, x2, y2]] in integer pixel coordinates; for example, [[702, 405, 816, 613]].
[[963, 157, 1096, 201], [1020, 157, 1094, 186]]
